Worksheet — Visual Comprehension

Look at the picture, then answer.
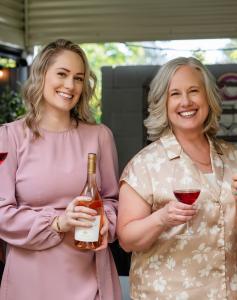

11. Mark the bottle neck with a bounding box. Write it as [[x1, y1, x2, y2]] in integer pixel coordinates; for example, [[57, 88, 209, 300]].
[[87, 172, 97, 187]]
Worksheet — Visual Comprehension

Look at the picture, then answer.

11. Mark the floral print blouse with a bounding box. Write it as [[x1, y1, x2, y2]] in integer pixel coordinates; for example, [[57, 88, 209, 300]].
[[120, 131, 237, 300]]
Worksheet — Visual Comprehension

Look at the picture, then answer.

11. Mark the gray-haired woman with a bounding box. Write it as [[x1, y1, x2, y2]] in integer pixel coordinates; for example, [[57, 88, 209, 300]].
[[118, 57, 237, 299]]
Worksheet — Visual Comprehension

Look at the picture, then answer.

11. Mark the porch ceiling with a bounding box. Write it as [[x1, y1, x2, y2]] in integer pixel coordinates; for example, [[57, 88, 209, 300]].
[[0, 0, 237, 50]]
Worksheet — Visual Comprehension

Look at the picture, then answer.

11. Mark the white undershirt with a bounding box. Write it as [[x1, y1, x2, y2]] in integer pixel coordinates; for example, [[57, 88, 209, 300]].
[[204, 173, 216, 189]]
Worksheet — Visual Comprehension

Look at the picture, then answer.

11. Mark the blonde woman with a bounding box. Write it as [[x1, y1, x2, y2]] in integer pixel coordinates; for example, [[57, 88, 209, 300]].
[[118, 57, 237, 299], [0, 39, 121, 300]]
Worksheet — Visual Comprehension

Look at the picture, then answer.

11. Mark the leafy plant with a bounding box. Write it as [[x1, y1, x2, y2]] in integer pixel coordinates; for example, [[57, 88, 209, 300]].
[[0, 86, 26, 124], [81, 42, 149, 123]]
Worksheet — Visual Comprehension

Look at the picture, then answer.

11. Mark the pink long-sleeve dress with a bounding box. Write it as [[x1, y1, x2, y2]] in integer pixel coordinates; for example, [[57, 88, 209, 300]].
[[0, 119, 121, 300]]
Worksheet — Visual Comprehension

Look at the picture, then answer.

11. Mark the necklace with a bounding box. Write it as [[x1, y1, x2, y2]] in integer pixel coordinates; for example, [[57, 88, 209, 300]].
[[181, 139, 211, 167], [191, 157, 211, 166], [184, 150, 211, 166]]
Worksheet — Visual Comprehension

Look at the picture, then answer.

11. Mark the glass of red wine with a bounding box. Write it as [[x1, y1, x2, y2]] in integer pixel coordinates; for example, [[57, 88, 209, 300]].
[[172, 161, 201, 239], [0, 125, 8, 166]]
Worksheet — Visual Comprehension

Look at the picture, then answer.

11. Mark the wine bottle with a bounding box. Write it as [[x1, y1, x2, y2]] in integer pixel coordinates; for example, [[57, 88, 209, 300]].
[[74, 153, 104, 250]]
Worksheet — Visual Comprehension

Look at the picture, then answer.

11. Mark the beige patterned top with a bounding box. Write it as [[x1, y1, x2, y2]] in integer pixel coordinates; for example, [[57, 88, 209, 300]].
[[121, 131, 237, 300]]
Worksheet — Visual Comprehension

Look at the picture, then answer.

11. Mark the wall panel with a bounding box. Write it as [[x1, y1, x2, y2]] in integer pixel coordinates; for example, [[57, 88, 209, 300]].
[[0, 0, 24, 48]]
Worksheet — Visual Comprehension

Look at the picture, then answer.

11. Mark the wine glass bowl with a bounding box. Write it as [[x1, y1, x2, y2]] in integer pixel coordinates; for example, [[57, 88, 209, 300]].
[[173, 189, 200, 205], [0, 153, 8, 165], [172, 161, 201, 238], [0, 125, 8, 203]]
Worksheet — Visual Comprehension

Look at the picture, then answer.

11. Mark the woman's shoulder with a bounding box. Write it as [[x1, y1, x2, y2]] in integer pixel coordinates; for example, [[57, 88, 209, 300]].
[[5, 118, 24, 127], [5, 118, 25, 137], [1, 118, 26, 149], [214, 137, 235, 151], [213, 137, 237, 158], [126, 139, 164, 166], [121, 140, 164, 183], [79, 122, 113, 139], [139, 139, 164, 156]]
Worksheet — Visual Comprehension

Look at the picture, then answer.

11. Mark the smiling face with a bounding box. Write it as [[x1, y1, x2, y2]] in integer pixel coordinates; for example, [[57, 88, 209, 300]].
[[42, 50, 85, 116], [167, 65, 209, 136]]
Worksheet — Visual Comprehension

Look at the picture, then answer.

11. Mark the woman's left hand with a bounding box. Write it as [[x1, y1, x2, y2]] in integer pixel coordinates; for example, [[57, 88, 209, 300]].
[[232, 174, 237, 199], [95, 213, 109, 251]]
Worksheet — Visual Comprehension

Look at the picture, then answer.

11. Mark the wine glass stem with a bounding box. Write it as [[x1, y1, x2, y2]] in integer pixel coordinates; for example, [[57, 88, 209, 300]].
[[186, 221, 192, 235]]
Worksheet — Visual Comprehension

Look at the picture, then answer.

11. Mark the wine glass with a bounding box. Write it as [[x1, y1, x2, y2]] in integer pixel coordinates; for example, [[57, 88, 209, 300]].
[[0, 125, 8, 166], [172, 160, 201, 239]]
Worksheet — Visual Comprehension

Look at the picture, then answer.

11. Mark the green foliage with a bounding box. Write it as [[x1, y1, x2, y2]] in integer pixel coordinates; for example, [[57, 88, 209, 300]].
[[229, 51, 237, 60], [224, 39, 237, 62], [0, 86, 26, 124], [0, 43, 153, 124], [81, 43, 148, 123], [0, 58, 16, 68], [0, 57, 21, 123], [191, 51, 205, 63]]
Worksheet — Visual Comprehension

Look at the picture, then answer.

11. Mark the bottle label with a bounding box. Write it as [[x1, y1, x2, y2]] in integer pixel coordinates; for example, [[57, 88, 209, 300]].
[[74, 196, 101, 242], [77, 196, 92, 202], [75, 216, 101, 242]]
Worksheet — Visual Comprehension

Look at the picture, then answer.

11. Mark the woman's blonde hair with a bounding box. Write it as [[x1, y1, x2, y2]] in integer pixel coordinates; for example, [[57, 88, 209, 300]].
[[22, 38, 97, 138], [144, 57, 222, 141]]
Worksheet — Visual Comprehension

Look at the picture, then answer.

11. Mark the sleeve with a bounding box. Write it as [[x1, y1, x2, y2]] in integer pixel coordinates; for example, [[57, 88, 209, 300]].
[[120, 151, 154, 206], [98, 124, 119, 243], [0, 124, 63, 251]]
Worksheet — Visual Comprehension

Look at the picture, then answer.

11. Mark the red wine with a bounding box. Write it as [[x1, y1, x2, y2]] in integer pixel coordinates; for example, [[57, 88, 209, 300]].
[[0, 152, 7, 165], [174, 189, 200, 205]]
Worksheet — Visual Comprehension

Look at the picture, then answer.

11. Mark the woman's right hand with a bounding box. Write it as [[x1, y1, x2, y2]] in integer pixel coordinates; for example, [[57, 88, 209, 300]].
[[157, 200, 197, 228], [52, 197, 97, 233], [118, 182, 198, 252]]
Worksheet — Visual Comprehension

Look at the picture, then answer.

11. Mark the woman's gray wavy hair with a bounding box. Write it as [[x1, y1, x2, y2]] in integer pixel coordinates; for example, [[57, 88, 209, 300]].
[[144, 57, 222, 141], [22, 38, 97, 138]]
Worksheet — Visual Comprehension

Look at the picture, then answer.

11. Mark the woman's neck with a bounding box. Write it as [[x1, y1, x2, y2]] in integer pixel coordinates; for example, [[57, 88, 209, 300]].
[[40, 111, 72, 132], [174, 129, 212, 173], [174, 129, 207, 147]]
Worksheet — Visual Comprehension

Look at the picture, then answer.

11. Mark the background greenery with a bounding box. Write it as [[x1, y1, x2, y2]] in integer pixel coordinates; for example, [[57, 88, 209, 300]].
[[0, 86, 25, 124], [1, 43, 152, 124], [81, 43, 152, 122], [1, 40, 237, 124]]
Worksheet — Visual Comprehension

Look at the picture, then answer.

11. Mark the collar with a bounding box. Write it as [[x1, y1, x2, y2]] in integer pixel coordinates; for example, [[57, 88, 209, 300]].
[[160, 130, 182, 160], [160, 130, 223, 160]]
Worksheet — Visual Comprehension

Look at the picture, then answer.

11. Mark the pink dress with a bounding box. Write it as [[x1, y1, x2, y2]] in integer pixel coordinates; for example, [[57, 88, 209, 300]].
[[0, 119, 122, 300]]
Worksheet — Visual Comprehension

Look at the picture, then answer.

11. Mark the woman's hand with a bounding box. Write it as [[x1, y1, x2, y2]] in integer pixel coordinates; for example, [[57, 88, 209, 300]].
[[52, 197, 110, 251], [157, 200, 197, 228], [95, 213, 109, 251], [232, 174, 237, 199], [52, 197, 97, 233]]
